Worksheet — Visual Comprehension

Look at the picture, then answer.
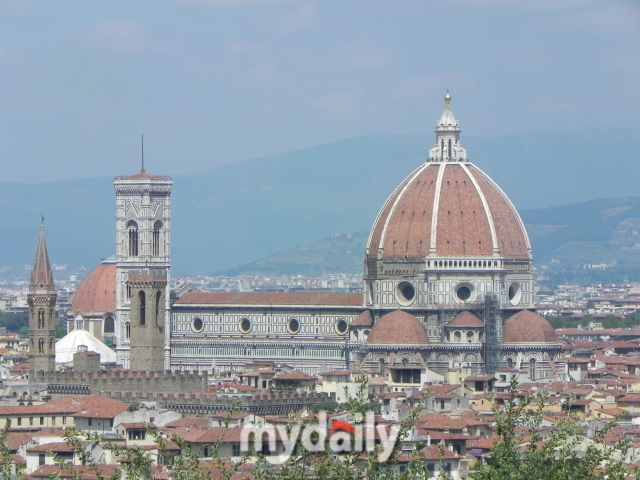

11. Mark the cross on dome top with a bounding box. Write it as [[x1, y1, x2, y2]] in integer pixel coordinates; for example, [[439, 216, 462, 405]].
[[428, 91, 468, 162]]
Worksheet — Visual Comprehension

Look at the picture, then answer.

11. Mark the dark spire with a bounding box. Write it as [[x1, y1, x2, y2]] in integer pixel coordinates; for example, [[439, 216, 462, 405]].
[[30, 223, 55, 292]]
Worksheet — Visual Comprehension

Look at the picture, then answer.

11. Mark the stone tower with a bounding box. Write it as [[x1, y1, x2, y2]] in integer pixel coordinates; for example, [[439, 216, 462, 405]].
[[114, 169, 172, 370], [28, 223, 57, 375]]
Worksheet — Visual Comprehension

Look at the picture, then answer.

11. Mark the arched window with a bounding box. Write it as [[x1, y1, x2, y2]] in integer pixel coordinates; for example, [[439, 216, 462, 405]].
[[454, 331, 462, 342], [155, 291, 162, 325], [38, 338, 44, 353], [38, 310, 45, 329], [125, 322, 131, 340], [506, 358, 513, 369], [103, 316, 115, 334], [152, 220, 163, 256], [138, 291, 146, 326], [467, 331, 474, 342], [379, 358, 385, 374], [529, 358, 537, 380], [126, 221, 139, 257]]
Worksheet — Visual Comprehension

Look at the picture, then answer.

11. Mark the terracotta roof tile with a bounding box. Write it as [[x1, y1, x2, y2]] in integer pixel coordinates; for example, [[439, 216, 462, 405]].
[[30, 465, 119, 480], [447, 311, 484, 328], [69, 262, 116, 315], [275, 371, 314, 381], [352, 310, 373, 326], [368, 163, 530, 259], [367, 310, 428, 344], [503, 310, 558, 343], [175, 291, 361, 306]]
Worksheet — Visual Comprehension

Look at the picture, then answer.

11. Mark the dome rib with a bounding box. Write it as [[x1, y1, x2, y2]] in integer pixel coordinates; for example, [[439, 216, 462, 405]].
[[466, 165, 531, 259], [378, 164, 430, 257], [368, 163, 531, 260], [461, 163, 498, 254], [429, 163, 446, 254]]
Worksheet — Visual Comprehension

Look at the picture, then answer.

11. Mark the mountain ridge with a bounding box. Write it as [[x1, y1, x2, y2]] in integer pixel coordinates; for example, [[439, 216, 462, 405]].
[[1, 128, 639, 276]]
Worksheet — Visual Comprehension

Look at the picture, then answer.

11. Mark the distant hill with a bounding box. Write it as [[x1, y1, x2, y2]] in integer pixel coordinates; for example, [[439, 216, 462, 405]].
[[521, 197, 640, 284], [219, 233, 368, 276], [1, 128, 639, 276], [223, 198, 640, 281]]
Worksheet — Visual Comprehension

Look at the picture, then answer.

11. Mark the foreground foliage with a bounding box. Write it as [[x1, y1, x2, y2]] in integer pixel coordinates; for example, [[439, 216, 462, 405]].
[[1, 377, 638, 480]]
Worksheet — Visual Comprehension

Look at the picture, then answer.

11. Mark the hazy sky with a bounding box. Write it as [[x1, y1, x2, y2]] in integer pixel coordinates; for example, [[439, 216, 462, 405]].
[[0, 0, 638, 183]]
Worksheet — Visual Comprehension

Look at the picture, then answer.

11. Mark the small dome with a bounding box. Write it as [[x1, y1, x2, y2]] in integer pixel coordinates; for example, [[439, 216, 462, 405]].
[[447, 311, 484, 328], [503, 310, 558, 343], [70, 261, 116, 315], [55, 329, 117, 365], [352, 310, 373, 327], [367, 310, 429, 344]]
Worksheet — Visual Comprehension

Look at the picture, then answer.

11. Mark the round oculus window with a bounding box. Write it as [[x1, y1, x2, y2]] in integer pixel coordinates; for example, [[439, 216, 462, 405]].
[[239, 318, 252, 333], [395, 281, 416, 306], [508, 281, 522, 306], [192, 317, 204, 333], [454, 282, 476, 303], [336, 318, 348, 335], [288, 318, 300, 334]]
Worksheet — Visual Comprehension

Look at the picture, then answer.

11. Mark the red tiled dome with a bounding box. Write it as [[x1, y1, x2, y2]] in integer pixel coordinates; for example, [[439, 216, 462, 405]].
[[503, 310, 558, 343], [447, 311, 484, 328], [367, 310, 429, 344], [352, 310, 373, 327], [367, 163, 530, 260], [69, 262, 116, 315]]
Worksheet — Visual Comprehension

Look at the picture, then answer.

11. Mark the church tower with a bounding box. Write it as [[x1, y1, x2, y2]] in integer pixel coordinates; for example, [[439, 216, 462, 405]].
[[28, 223, 56, 374], [114, 168, 172, 370]]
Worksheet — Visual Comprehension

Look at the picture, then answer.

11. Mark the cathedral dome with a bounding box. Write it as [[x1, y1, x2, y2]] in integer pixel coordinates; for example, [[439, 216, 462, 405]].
[[367, 310, 429, 344], [367, 162, 530, 260], [502, 310, 558, 343], [70, 260, 116, 315], [366, 96, 530, 262]]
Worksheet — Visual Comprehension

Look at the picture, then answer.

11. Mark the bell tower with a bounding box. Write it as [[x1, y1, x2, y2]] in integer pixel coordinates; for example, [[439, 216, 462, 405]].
[[28, 223, 56, 375], [114, 168, 172, 370]]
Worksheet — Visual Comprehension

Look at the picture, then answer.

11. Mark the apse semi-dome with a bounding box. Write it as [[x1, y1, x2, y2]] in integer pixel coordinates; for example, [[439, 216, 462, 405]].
[[367, 310, 429, 344], [69, 260, 116, 315], [502, 310, 558, 343], [447, 311, 484, 328]]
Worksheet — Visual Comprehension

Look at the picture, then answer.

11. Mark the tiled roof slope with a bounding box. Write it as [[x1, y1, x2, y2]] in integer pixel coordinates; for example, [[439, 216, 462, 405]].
[[175, 291, 361, 306]]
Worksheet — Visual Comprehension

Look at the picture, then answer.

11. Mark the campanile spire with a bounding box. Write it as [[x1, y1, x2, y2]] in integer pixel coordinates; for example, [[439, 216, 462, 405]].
[[427, 91, 468, 162], [28, 223, 57, 376], [30, 222, 55, 293]]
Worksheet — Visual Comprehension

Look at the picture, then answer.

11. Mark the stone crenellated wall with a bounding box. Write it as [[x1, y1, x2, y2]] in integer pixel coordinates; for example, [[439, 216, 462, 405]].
[[31, 370, 207, 394], [100, 390, 335, 415]]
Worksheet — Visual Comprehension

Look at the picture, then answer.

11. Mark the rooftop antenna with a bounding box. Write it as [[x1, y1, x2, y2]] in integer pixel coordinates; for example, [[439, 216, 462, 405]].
[[141, 134, 145, 172]]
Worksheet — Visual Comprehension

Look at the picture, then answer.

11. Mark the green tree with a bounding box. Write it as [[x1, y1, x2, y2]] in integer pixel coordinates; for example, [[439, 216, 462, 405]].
[[473, 378, 637, 480]]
